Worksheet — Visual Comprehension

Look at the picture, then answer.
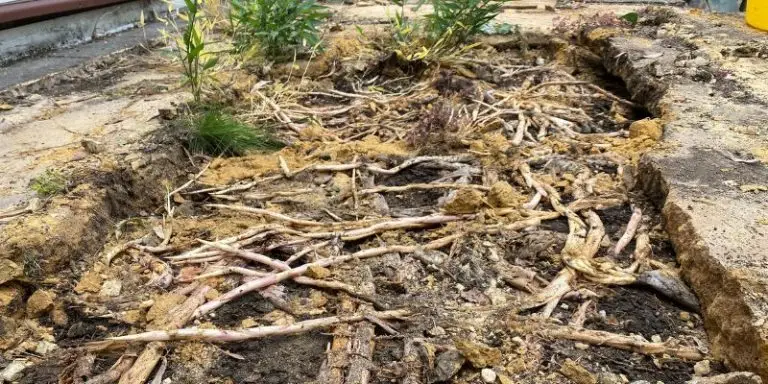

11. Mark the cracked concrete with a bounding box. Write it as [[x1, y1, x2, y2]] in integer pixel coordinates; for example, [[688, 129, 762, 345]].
[[584, 11, 768, 379]]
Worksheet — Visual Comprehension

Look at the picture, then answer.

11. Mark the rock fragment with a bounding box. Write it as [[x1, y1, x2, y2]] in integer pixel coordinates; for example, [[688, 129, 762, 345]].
[[629, 118, 663, 140], [455, 339, 501, 368], [481, 368, 497, 383], [687, 372, 762, 384], [26, 290, 55, 318], [434, 350, 465, 382], [559, 358, 597, 384]]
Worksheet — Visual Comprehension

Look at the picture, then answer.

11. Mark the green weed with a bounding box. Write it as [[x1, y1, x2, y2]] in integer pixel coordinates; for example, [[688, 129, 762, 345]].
[[30, 169, 68, 197], [386, 0, 511, 61], [160, 0, 218, 103], [187, 111, 284, 156], [425, 0, 508, 48], [231, 0, 329, 60]]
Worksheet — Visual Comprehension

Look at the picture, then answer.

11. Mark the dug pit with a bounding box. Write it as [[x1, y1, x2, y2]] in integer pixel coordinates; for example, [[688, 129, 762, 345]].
[[1, 10, 766, 384]]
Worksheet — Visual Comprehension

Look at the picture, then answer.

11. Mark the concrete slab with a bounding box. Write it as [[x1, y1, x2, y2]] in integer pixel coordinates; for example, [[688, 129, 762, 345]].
[[584, 11, 768, 379], [0, 23, 165, 90]]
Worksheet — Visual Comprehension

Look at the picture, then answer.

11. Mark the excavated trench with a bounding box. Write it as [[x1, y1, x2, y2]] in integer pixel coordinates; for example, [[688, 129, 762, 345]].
[[0, 23, 754, 384]]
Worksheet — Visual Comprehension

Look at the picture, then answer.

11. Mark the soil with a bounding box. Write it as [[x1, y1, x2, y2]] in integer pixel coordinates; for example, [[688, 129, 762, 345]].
[[1, 4, 761, 384]]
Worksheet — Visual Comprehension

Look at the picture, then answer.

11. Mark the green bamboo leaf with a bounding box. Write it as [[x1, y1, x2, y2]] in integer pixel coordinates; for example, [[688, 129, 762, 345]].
[[202, 57, 218, 70]]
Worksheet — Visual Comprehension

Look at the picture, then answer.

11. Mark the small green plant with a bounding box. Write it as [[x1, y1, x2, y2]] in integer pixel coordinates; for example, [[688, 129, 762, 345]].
[[389, 0, 418, 45], [425, 0, 508, 46], [386, 0, 510, 61], [230, 0, 329, 60], [30, 169, 68, 197], [620, 12, 639, 26], [188, 111, 284, 156], [160, 0, 218, 103]]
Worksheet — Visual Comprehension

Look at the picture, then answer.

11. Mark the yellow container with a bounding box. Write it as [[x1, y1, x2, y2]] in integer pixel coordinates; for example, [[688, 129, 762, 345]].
[[746, 0, 768, 31]]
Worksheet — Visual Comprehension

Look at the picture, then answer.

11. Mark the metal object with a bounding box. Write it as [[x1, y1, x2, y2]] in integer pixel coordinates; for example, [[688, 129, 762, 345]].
[[0, 0, 133, 27]]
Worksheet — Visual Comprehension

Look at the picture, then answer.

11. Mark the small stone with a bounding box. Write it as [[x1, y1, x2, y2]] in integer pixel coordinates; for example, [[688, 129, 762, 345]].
[[559, 358, 597, 384], [241, 317, 258, 328], [81, 139, 105, 154], [1, 360, 30, 381], [313, 173, 333, 185], [434, 350, 466, 381], [484, 287, 507, 305], [0, 284, 23, 315], [74, 270, 103, 294], [680, 311, 691, 321], [629, 118, 663, 140], [688, 56, 709, 67], [575, 342, 589, 350], [0, 259, 22, 285], [598, 372, 623, 384], [331, 173, 352, 198], [487, 181, 522, 208], [146, 293, 187, 324], [51, 307, 69, 326], [630, 381, 651, 384], [455, 339, 502, 368], [600, 235, 612, 248], [535, 57, 546, 66], [686, 371, 762, 384], [694, 360, 711, 376], [441, 189, 485, 214], [428, 326, 447, 336], [498, 373, 515, 384], [99, 280, 122, 297], [651, 334, 662, 343], [121, 310, 143, 324], [370, 194, 390, 215], [130, 159, 147, 171], [34, 341, 58, 355], [204, 288, 220, 300], [481, 368, 497, 383], [26, 290, 55, 318], [487, 247, 500, 262], [306, 265, 331, 279]]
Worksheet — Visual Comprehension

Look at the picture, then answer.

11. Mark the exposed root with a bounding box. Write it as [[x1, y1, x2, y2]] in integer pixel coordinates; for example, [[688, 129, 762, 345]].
[[195, 235, 460, 316], [105, 310, 409, 343], [543, 327, 705, 361], [613, 206, 642, 256]]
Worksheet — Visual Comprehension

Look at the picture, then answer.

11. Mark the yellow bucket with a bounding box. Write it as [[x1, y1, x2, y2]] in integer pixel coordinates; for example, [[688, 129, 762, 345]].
[[746, 0, 768, 31]]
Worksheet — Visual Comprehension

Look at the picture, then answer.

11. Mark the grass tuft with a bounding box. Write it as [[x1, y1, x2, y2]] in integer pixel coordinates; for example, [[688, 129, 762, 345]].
[[30, 169, 68, 197], [187, 111, 284, 157]]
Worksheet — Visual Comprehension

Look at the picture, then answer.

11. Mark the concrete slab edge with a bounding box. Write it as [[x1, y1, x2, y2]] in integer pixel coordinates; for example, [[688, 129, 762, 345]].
[[0, 0, 184, 67], [583, 27, 768, 380]]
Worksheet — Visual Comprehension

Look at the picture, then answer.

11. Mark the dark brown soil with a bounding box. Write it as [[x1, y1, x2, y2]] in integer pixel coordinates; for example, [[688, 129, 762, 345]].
[[208, 332, 331, 384]]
